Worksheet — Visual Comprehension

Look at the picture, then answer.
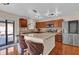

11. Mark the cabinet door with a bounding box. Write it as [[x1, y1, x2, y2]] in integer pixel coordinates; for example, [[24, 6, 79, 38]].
[[68, 34, 73, 45], [63, 34, 73, 45], [54, 20, 58, 27], [63, 34, 69, 44], [73, 34, 79, 47], [19, 18, 27, 27], [58, 20, 63, 27]]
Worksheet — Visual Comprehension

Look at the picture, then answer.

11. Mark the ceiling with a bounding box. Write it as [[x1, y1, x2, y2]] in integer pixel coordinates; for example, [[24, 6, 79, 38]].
[[0, 3, 79, 20]]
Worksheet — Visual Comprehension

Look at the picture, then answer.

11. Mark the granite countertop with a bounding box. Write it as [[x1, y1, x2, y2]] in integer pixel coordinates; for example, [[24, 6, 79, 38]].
[[24, 32, 55, 43]]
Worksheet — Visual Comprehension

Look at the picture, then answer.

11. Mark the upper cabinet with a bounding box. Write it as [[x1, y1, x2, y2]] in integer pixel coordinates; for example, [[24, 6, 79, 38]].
[[54, 20, 63, 27], [36, 19, 63, 28], [19, 18, 27, 27], [53, 20, 58, 27], [36, 21, 47, 28]]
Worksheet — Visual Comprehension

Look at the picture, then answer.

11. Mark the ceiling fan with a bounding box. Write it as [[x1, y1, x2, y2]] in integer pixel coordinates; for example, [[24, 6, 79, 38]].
[[32, 8, 61, 19], [53, 8, 61, 17], [33, 9, 43, 19]]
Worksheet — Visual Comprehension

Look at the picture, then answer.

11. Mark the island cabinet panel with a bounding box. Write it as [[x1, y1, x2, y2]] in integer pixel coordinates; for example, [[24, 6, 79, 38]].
[[24, 33, 55, 55], [19, 18, 27, 27]]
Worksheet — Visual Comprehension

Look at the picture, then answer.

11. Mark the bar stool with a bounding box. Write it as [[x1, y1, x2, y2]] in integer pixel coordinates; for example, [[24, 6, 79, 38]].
[[26, 40, 44, 55]]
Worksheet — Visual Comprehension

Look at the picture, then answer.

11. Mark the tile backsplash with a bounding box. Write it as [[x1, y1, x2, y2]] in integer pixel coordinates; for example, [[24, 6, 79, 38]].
[[19, 27, 62, 34]]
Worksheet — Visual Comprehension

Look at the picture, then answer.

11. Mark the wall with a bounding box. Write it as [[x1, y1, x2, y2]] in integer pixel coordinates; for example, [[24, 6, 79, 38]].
[[27, 19, 36, 29], [0, 10, 20, 42], [60, 16, 79, 21], [36, 15, 79, 21]]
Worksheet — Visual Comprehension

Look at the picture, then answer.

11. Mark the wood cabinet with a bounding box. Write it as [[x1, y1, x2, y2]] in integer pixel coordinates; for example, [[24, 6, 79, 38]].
[[55, 33, 62, 42], [19, 18, 27, 27], [36, 22, 47, 28], [36, 19, 63, 28], [53, 20, 59, 27], [58, 20, 63, 27], [54, 20, 63, 27]]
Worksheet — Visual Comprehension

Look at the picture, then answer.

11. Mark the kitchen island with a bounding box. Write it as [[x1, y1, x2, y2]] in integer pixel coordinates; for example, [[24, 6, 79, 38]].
[[23, 32, 55, 55]]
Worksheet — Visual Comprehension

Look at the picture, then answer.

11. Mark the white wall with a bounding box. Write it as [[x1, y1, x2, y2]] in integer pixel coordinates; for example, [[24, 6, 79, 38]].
[[27, 19, 36, 29], [0, 10, 20, 42], [36, 15, 79, 22], [61, 16, 79, 21]]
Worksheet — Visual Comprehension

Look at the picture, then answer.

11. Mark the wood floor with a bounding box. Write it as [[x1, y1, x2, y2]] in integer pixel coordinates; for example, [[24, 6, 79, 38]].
[[49, 41, 79, 55], [0, 41, 79, 55], [0, 47, 18, 55]]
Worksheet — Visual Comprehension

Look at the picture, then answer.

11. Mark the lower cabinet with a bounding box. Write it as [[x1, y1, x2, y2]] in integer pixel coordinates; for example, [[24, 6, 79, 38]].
[[68, 34, 73, 45], [63, 34, 79, 47], [62, 21, 79, 47], [63, 34, 69, 44], [73, 34, 79, 47]]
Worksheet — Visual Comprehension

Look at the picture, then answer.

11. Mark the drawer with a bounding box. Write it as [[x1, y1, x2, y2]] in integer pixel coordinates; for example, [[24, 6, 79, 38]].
[[55, 35, 62, 42]]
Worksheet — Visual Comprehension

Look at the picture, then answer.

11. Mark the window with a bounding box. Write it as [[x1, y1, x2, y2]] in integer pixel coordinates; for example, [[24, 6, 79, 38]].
[[0, 20, 15, 47], [68, 20, 78, 34]]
